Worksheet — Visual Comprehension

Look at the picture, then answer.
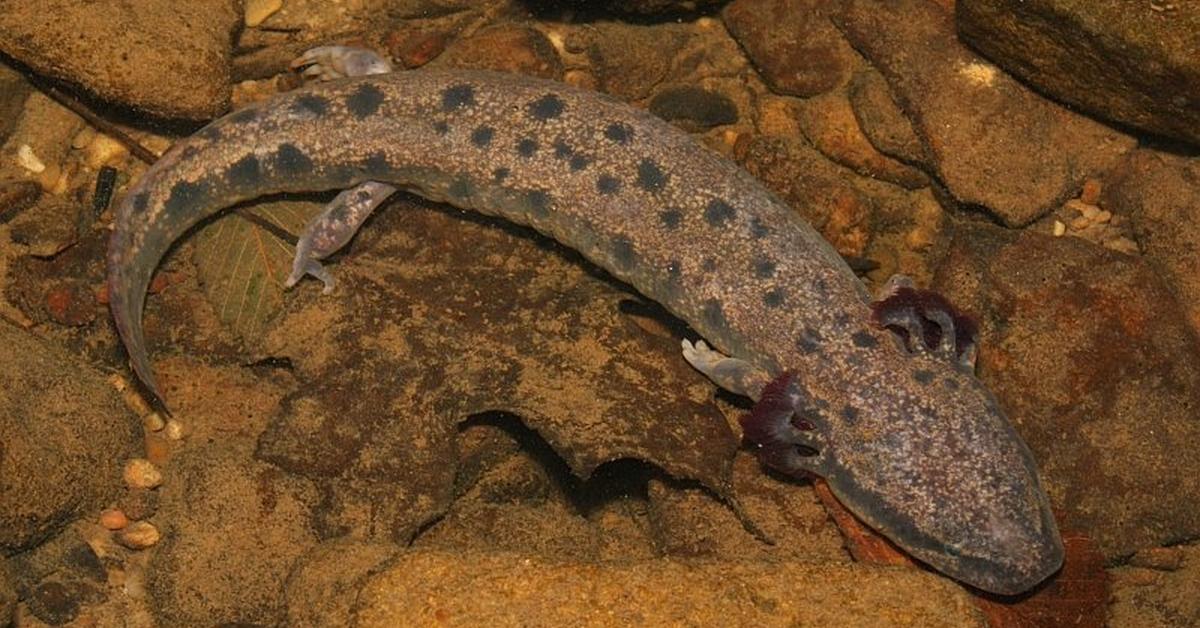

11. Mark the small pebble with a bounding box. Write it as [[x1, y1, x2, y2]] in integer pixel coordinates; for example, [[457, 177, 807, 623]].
[[164, 418, 186, 441], [116, 521, 160, 550], [1069, 215, 1090, 231], [99, 508, 128, 530], [1052, 220, 1066, 236], [144, 433, 171, 466], [1107, 236, 1140, 255], [1095, 209, 1112, 223], [122, 458, 163, 490], [142, 412, 165, 432], [244, 0, 283, 27], [1080, 178, 1102, 205], [1079, 204, 1099, 220], [83, 134, 129, 169], [16, 144, 46, 173]]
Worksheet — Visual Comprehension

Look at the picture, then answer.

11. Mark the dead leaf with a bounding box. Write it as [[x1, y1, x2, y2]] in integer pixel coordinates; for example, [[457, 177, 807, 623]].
[[192, 198, 318, 340]]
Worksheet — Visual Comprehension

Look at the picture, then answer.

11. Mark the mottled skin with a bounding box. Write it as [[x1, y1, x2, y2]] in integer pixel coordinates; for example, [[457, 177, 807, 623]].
[[107, 69, 1062, 594]]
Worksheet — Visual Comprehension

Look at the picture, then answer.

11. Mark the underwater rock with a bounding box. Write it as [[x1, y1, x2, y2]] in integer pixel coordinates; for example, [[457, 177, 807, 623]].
[[0, 0, 240, 120], [958, 0, 1200, 148]]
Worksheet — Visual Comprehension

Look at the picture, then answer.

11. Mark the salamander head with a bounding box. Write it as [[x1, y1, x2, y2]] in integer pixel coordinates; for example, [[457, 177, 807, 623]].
[[742, 358, 1063, 595], [742, 281, 1063, 594]]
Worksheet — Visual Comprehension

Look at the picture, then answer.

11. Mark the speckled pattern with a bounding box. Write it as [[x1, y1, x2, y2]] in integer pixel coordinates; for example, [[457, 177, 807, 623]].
[[108, 69, 1061, 594]]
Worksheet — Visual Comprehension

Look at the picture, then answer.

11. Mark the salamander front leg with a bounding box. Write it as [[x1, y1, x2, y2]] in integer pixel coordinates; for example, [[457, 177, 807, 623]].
[[681, 339, 772, 400], [285, 181, 397, 293]]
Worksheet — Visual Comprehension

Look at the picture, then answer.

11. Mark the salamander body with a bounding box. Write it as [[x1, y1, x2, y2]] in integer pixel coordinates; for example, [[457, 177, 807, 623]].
[[108, 69, 1062, 594]]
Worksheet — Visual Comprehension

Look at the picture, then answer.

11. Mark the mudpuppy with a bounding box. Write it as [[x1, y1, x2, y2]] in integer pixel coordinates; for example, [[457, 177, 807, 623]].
[[107, 46, 1063, 595]]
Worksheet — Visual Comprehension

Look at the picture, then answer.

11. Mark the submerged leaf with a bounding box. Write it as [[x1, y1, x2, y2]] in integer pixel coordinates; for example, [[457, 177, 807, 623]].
[[192, 199, 319, 340]]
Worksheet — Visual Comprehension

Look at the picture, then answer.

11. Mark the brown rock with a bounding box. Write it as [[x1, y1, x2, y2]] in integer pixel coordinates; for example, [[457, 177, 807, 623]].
[[285, 539, 399, 627], [0, 320, 140, 553], [847, 68, 928, 169], [936, 228, 1200, 560], [836, 0, 1135, 226], [585, 22, 689, 101], [256, 200, 740, 544], [723, 0, 857, 97], [0, 0, 241, 120], [433, 23, 564, 80], [115, 521, 160, 550], [353, 550, 986, 626], [794, 88, 929, 189], [0, 557, 13, 627], [1109, 541, 1200, 627], [1100, 149, 1200, 339], [957, 0, 1200, 147], [148, 445, 319, 626]]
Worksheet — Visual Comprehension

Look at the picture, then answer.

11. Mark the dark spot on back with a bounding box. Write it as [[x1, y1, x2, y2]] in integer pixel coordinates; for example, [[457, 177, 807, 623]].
[[493, 167, 510, 182], [131, 192, 150, 214], [526, 189, 550, 218], [636, 159, 666, 192], [841, 405, 860, 424], [274, 143, 312, 175], [604, 122, 632, 144], [702, 258, 717, 272], [763, 288, 785, 308], [660, 209, 682, 229], [750, 216, 770, 239], [449, 177, 474, 200], [433, 121, 449, 135], [704, 199, 735, 227], [292, 94, 329, 116], [346, 83, 385, 118], [611, 236, 636, 271], [943, 378, 960, 390], [569, 154, 590, 171], [852, 330, 879, 348], [163, 179, 208, 214], [228, 108, 258, 124], [227, 154, 261, 187], [442, 84, 475, 111], [517, 138, 537, 157], [470, 126, 494, 147], [702, 299, 728, 331], [755, 259, 776, 279], [666, 259, 682, 280], [528, 94, 565, 121], [362, 152, 390, 177], [797, 327, 823, 354], [553, 140, 572, 159], [596, 175, 621, 195], [913, 369, 934, 385], [198, 126, 222, 141]]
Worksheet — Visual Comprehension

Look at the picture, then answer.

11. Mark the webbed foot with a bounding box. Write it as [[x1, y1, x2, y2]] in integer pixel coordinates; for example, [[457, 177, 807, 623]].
[[290, 45, 394, 81], [871, 274, 979, 369]]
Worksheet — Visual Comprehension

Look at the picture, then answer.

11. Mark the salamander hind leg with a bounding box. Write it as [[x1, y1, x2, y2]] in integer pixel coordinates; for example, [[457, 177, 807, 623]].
[[285, 181, 397, 293]]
